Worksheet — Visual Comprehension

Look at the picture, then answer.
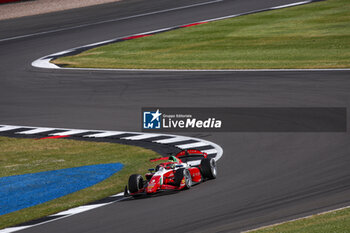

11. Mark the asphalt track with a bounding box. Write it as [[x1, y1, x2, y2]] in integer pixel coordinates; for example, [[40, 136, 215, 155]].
[[0, 0, 350, 232]]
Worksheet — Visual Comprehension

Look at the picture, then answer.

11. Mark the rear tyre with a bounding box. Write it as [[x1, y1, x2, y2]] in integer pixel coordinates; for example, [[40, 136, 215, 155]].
[[128, 174, 144, 193], [174, 168, 192, 189], [200, 158, 217, 179]]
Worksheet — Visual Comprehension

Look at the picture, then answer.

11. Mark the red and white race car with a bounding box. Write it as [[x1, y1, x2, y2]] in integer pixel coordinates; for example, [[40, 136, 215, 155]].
[[125, 149, 217, 197]]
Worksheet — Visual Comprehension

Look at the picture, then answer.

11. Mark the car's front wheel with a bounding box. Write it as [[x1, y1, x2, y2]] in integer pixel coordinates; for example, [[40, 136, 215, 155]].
[[128, 174, 144, 193], [174, 168, 192, 189]]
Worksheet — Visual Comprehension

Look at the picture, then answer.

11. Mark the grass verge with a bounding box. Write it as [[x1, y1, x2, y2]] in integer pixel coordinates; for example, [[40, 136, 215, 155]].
[[53, 0, 350, 69], [0, 136, 160, 229], [248, 207, 350, 233]]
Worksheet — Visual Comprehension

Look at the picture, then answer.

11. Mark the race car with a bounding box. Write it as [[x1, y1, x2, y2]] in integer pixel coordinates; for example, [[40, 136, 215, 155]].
[[125, 149, 217, 197]]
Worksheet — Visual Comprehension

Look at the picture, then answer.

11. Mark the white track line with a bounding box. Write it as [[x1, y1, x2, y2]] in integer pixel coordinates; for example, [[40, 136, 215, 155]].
[[0, 124, 223, 233], [32, 0, 350, 72], [0, 226, 32, 233], [271, 0, 310, 9], [0, 0, 222, 43], [154, 136, 190, 144], [50, 203, 109, 216], [0, 124, 224, 160], [177, 141, 208, 149], [0, 124, 223, 232], [16, 128, 55, 135], [110, 192, 125, 197], [201, 149, 217, 155], [121, 134, 163, 140], [0, 195, 126, 233], [50, 130, 90, 136], [83, 131, 126, 138], [0, 126, 22, 132], [38, 67, 350, 72], [242, 205, 350, 232], [32, 58, 59, 69]]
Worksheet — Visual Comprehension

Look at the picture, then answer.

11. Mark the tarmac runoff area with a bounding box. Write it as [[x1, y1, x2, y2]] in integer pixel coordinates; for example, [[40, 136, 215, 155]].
[[0, 0, 121, 20]]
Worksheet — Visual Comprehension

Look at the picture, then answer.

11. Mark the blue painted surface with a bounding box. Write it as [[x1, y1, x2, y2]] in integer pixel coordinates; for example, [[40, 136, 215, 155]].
[[0, 163, 123, 215]]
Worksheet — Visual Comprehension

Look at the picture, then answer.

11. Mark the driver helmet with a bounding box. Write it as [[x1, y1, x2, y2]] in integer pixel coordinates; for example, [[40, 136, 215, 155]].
[[155, 164, 164, 172], [168, 156, 179, 163]]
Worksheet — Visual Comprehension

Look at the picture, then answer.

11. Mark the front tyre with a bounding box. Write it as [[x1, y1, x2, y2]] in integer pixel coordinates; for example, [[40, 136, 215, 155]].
[[200, 158, 217, 179], [128, 174, 144, 193], [174, 168, 192, 189]]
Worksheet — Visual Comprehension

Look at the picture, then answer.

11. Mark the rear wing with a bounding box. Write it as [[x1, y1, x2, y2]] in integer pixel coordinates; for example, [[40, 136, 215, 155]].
[[175, 149, 208, 158], [149, 149, 207, 163]]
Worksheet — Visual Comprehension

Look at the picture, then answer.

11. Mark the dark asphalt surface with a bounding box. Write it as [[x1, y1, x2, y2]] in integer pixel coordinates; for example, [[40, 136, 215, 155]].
[[1, 0, 350, 232]]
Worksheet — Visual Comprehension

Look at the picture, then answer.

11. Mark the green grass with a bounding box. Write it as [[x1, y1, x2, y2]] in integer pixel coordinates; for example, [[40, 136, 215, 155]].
[[53, 0, 350, 69], [0, 136, 160, 229], [248, 207, 350, 233]]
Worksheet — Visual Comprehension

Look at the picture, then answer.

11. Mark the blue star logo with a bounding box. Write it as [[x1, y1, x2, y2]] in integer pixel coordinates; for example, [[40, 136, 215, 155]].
[[143, 109, 162, 129]]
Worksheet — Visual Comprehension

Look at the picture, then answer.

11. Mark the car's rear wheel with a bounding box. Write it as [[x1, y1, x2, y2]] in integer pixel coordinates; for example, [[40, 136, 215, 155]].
[[128, 174, 144, 193], [200, 158, 217, 179], [174, 168, 192, 189]]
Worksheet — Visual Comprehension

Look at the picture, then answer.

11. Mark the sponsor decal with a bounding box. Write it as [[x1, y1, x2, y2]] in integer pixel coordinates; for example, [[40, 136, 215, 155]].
[[192, 172, 200, 177]]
